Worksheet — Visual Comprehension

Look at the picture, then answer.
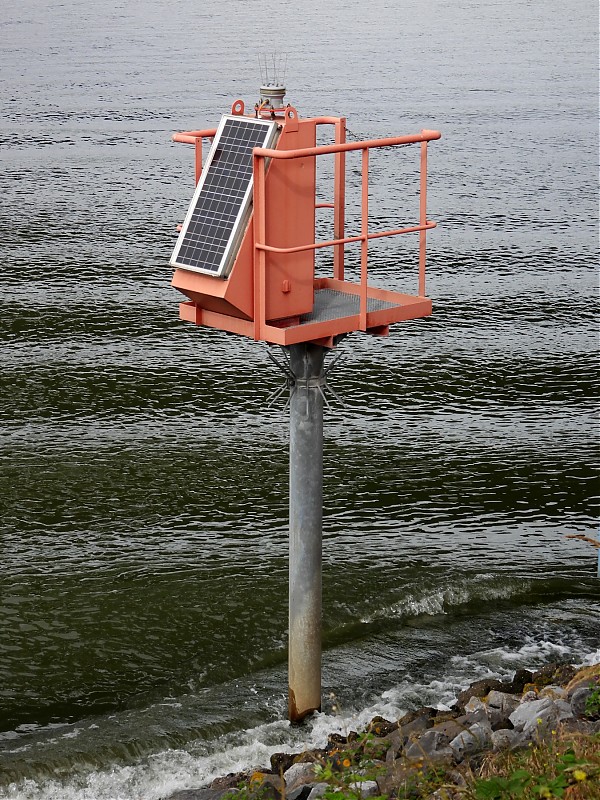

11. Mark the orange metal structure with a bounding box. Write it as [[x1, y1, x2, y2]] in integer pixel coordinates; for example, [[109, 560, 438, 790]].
[[171, 99, 441, 348]]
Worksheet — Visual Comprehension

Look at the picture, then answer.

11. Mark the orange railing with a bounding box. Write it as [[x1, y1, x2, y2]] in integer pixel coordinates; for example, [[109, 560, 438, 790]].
[[172, 118, 440, 342], [172, 128, 217, 184], [252, 128, 441, 338]]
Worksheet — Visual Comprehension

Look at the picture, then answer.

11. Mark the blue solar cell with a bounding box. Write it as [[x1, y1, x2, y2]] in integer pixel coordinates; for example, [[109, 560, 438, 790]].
[[170, 115, 279, 277]]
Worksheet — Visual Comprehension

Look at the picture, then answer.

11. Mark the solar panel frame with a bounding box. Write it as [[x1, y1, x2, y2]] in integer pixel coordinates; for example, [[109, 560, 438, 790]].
[[170, 114, 279, 278]]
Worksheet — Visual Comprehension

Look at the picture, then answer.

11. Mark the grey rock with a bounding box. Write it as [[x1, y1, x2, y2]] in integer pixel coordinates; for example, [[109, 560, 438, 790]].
[[449, 722, 493, 759], [509, 697, 572, 740], [307, 784, 328, 800], [555, 699, 574, 721], [560, 718, 597, 736], [284, 763, 318, 792], [491, 729, 521, 752], [510, 697, 553, 731], [520, 691, 539, 703], [385, 713, 431, 756], [430, 719, 466, 742], [571, 687, 591, 719], [405, 745, 454, 765], [486, 691, 520, 718], [287, 786, 313, 800], [538, 685, 567, 701], [464, 697, 486, 714], [446, 769, 468, 788], [461, 707, 490, 726], [349, 780, 379, 798], [385, 733, 403, 764], [456, 678, 507, 709], [404, 729, 451, 760]]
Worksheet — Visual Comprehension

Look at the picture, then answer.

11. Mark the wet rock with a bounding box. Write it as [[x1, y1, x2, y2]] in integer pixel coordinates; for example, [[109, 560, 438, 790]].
[[325, 733, 347, 753], [456, 679, 507, 710], [293, 749, 327, 764], [506, 669, 534, 694], [367, 715, 399, 737], [397, 707, 437, 726], [270, 753, 296, 774], [531, 662, 576, 689], [209, 773, 248, 791], [449, 722, 493, 760]]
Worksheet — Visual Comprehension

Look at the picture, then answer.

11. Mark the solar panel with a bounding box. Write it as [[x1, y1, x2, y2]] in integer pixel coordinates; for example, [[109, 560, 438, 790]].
[[170, 115, 279, 278]]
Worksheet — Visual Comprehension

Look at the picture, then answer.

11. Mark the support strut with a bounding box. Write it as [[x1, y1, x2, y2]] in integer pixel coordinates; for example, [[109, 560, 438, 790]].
[[288, 342, 325, 722]]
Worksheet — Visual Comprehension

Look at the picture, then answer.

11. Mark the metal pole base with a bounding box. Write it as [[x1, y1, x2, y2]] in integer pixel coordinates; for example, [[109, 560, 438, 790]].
[[288, 343, 325, 722]]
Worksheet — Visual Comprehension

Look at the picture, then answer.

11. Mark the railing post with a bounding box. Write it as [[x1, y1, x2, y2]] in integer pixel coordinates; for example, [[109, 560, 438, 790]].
[[333, 118, 346, 281], [419, 140, 428, 297], [194, 137, 203, 185], [360, 147, 369, 331], [253, 154, 267, 341]]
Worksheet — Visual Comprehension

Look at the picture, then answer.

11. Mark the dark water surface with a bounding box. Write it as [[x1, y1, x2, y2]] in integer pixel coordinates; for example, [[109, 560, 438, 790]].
[[1, 0, 598, 797]]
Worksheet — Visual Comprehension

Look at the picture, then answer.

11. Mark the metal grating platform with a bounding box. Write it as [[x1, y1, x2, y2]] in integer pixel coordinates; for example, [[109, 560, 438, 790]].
[[297, 289, 397, 325]]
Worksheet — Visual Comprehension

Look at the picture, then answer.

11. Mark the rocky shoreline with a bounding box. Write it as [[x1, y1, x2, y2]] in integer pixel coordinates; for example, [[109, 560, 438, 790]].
[[165, 661, 600, 800]]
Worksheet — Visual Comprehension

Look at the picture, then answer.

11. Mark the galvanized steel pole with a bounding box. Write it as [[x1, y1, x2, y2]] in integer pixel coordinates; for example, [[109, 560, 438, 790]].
[[288, 342, 325, 722]]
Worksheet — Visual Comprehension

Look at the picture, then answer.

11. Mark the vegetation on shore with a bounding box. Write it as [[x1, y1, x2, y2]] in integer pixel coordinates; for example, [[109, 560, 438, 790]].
[[302, 724, 600, 799]]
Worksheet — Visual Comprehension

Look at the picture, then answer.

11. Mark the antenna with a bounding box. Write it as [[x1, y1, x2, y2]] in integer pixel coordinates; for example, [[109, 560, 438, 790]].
[[258, 52, 288, 109], [259, 52, 287, 86]]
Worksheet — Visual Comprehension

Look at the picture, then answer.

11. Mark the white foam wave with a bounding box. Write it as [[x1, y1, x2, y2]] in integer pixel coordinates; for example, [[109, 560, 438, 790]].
[[360, 578, 528, 624]]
